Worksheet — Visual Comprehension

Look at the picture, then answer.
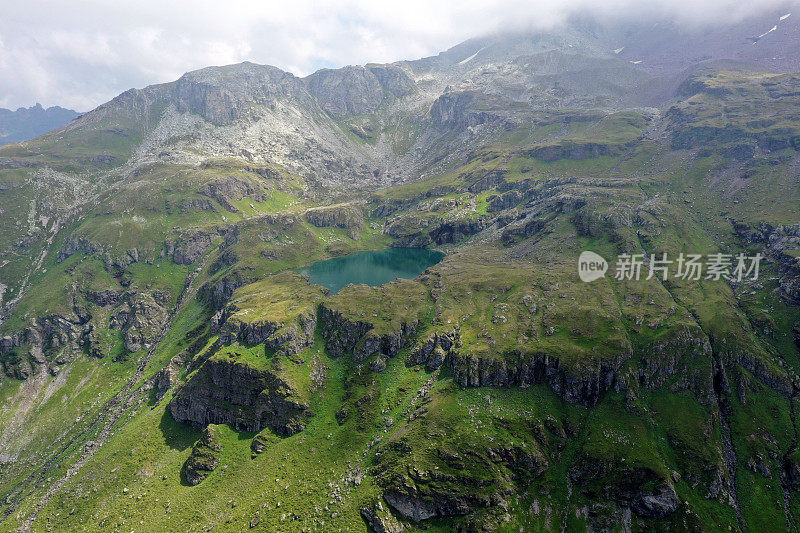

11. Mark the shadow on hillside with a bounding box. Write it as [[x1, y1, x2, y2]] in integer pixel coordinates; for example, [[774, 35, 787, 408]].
[[159, 408, 199, 452]]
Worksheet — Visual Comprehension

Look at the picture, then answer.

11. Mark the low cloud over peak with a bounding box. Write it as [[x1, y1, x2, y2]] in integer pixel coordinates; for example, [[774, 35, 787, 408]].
[[0, 0, 794, 110]]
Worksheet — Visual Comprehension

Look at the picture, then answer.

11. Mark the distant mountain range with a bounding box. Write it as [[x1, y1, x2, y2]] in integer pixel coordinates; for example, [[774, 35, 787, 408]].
[[0, 103, 80, 145]]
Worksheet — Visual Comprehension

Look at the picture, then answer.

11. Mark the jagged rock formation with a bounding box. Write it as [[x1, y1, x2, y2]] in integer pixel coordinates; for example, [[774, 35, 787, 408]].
[[164, 229, 217, 265], [407, 329, 460, 371], [319, 303, 418, 362], [169, 357, 309, 435], [184, 425, 223, 486], [733, 221, 800, 304], [305, 204, 364, 238], [360, 500, 405, 533], [448, 350, 625, 406]]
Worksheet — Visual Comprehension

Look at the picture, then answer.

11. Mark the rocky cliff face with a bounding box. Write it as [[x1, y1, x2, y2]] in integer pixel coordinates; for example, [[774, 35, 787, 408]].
[[305, 204, 364, 238], [58, 236, 155, 271], [118, 292, 169, 353], [733, 221, 800, 304], [407, 329, 460, 371], [164, 228, 216, 265], [569, 460, 681, 521], [169, 357, 308, 435], [385, 215, 487, 248], [0, 288, 168, 378], [319, 303, 417, 362], [448, 350, 625, 406], [305, 64, 415, 117], [429, 91, 504, 132], [217, 308, 317, 356]]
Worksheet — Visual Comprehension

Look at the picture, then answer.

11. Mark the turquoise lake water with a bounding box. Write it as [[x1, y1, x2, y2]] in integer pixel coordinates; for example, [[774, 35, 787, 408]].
[[297, 247, 445, 294]]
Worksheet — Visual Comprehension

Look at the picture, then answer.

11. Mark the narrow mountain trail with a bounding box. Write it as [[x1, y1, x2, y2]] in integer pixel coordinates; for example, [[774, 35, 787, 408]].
[[7, 256, 211, 533]]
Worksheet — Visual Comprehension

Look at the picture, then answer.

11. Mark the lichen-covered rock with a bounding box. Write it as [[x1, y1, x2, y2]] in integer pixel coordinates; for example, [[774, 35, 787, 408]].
[[165, 228, 216, 265], [169, 358, 309, 435], [121, 292, 168, 353], [408, 329, 460, 371], [319, 303, 417, 362], [360, 499, 405, 533], [449, 350, 626, 406], [305, 204, 364, 238], [184, 424, 223, 486]]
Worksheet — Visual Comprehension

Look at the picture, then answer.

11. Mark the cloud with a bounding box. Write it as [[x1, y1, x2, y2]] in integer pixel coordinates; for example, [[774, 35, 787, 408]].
[[0, 0, 793, 110]]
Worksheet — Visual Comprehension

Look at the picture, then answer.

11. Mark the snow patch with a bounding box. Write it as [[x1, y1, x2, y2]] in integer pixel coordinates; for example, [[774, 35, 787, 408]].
[[459, 48, 484, 65], [757, 25, 778, 39]]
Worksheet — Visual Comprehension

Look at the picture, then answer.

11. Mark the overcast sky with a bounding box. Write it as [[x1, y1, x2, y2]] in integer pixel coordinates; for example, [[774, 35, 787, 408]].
[[0, 0, 791, 111]]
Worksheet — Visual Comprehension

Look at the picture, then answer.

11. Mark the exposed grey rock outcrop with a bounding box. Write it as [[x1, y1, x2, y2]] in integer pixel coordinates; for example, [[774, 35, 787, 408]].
[[367, 65, 415, 98], [361, 500, 405, 533], [449, 350, 625, 406], [429, 91, 502, 131], [196, 176, 268, 213], [305, 64, 414, 117], [306, 66, 383, 117], [408, 329, 460, 371], [218, 308, 317, 356], [570, 460, 680, 520], [199, 269, 252, 310], [319, 304, 417, 362], [184, 425, 223, 486], [116, 292, 169, 353], [169, 358, 308, 435], [732, 221, 800, 304], [487, 190, 522, 213], [164, 229, 216, 265], [523, 141, 621, 162], [305, 204, 364, 238], [166, 62, 309, 126], [382, 482, 493, 522], [385, 216, 486, 248], [1, 287, 169, 378]]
